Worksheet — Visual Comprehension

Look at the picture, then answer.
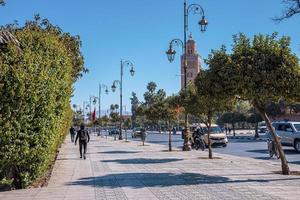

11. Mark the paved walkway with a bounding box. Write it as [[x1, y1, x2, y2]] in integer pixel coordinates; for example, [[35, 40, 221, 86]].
[[1, 134, 300, 200]]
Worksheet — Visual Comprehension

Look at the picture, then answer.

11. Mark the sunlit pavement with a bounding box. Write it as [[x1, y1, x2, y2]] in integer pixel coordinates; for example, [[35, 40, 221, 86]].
[[1, 133, 300, 200]]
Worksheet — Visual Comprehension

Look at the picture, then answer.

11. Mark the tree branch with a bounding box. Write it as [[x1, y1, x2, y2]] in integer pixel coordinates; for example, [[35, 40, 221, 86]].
[[274, 0, 300, 21]]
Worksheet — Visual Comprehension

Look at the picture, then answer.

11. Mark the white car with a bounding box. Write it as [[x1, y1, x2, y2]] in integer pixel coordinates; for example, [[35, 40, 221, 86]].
[[270, 121, 300, 152]]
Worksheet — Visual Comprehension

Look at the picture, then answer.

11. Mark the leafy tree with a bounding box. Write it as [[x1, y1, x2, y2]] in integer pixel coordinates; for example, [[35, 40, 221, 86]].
[[160, 96, 177, 151], [143, 81, 158, 107], [227, 33, 300, 175], [179, 48, 235, 158], [218, 112, 246, 136], [130, 92, 139, 127], [0, 0, 5, 6], [123, 118, 132, 129], [138, 82, 167, 128], [275, 0, 300, 21], [109, 104, 120, 123], [246, 109, 263, 137], [265, 101, 286, 117]]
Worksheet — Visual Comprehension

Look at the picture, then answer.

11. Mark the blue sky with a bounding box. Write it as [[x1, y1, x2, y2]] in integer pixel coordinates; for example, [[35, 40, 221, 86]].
[[1, 0, 299, 115]]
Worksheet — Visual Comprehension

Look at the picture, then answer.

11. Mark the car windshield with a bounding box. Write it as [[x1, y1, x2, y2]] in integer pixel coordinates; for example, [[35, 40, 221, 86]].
[[294, 124, 300, 132], [202, 126, 222, 134]]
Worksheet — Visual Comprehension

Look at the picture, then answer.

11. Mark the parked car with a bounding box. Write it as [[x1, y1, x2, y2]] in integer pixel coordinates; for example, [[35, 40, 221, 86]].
[[191, 123, 228, 147], [270, 121, 300, 152], [132, 127, 143, 138], [109, 129, 119, 135], [258, 121, 267, 133]]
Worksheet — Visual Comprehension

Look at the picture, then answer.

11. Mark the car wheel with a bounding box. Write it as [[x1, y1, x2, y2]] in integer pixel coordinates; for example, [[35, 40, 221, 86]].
[[294, 140, 300, 152]]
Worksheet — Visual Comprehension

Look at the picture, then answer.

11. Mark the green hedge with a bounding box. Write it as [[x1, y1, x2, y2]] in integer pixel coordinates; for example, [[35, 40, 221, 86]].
[[0, 18, 85, 189]]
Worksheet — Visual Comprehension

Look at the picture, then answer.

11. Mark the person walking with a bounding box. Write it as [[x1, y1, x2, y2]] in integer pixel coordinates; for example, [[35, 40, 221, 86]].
[[172, 127, 176, 135], [69, 126, 76, 142], [75, 124, 90, 159]]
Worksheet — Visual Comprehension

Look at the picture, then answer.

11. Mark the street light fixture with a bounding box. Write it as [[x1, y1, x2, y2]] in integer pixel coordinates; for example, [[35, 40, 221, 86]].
[[166, 0, 208, 151], [111, 60, 135, 140], [99, 84, 109, 118], [199, 16, 208, 32], [83, 101, 90, 124]]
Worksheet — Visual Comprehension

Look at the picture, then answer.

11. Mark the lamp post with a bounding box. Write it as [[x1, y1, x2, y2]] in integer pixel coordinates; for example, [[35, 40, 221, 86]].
[[166, 0, 208, 151], [99, 84, 109, 118], [72, 104, 81, 122], [83, 101, 90, 124], [112, 60, 135, 140], [90, 96, 99, 121]]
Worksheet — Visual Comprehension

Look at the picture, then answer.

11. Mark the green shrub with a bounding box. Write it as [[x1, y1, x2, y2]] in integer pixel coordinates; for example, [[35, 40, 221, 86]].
[[0, 17, 85, 189]]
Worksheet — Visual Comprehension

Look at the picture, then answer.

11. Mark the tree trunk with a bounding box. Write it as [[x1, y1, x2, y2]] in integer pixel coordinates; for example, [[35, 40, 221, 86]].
[[208, 115, 213, 159], [232, 123, 236, 136], [253, 100, 290, 175], [12, 166, 22, 189], [254, 122, 259, 138], [168, 120, 172, 152]]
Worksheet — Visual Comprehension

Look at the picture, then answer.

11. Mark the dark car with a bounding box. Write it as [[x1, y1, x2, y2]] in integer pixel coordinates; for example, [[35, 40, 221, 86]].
[[109, 129, 119, 135]]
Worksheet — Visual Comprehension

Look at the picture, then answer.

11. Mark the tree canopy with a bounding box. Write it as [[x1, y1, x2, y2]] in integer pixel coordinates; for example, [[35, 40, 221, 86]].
[[225, 33, 300, 174]]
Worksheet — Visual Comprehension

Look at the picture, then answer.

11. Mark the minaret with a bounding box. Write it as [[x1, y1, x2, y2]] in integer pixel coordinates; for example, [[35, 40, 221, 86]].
[[180, 34, 201, 88]]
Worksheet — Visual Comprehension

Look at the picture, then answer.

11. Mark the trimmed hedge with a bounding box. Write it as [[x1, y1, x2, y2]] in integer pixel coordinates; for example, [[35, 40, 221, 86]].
[[0, 18, 85, 189]]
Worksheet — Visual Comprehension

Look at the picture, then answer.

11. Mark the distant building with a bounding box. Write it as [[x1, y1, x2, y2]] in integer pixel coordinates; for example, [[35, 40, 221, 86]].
[[180, 34, 201, 88]]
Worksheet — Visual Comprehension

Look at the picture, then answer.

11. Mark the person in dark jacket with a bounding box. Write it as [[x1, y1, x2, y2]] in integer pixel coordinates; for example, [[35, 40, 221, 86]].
[[69, 126, 76, 142], [75, 124, 90, 159]]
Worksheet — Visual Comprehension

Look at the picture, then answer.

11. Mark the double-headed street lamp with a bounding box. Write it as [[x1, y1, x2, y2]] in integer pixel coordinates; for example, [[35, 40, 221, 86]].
[[99, 84, 109, 118], [166, 0, 208, 151], [111, 60, 135, 140]]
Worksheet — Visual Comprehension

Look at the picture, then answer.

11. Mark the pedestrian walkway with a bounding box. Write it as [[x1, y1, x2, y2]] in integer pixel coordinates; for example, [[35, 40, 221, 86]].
[[1, 134, 300, 200]]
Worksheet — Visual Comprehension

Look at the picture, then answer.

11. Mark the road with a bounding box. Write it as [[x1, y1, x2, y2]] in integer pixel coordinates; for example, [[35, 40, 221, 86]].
[[108, 130, 300, 166]]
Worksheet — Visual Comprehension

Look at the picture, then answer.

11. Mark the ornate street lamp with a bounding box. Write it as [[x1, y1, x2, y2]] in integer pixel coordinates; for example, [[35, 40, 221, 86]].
[[83, 101, 90, 124], [111, 60, 135, 140], [199, 16, 208, 32], [166, 39, 183, 63], [166, 0, 208, 151]]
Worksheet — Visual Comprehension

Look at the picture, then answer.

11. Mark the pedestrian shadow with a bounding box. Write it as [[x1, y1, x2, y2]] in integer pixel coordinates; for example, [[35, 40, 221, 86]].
[[66, 172, 300, 189], [98, 151, 141, 154], [102, 158, 183, 164]]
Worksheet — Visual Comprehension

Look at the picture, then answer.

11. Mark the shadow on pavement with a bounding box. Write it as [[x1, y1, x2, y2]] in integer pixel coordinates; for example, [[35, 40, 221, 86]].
[[228, 139, 264, 143], [57, 158, 81, 161], [94, 145, 111, 148], [67, 172, 300, 188], [98, 151, 141, 154], [247, 149, 299, 155], [102, 158, 183, 164], [289, 161, 300, 165]]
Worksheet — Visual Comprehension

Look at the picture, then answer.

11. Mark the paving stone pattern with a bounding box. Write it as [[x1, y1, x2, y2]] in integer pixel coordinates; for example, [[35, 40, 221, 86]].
[[0, 134, 300, 200]]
